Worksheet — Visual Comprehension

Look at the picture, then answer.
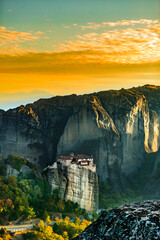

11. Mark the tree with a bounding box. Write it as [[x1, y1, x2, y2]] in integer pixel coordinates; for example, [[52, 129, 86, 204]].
[[45, 215, 51, 225], [7, 176, 17, 187], [25, 207, 36, 220], [92, 212, 100, 221], [53, 217, 91, 239], [62, 231, 69, 240], [74, 217, 81, 225], [39, 220, 45, 232], [0, 163, 5, 176], [57, 199, 65, 211], [0, 228, 12, 240], [7, 154, 26, 171]]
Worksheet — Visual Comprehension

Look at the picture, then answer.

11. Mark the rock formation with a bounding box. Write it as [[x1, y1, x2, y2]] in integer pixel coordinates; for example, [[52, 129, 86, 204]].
[[74, 200, 160, 240], [44, 162, 99, 212], [0, 85, 160, 194], [5, 164, 31, 178]]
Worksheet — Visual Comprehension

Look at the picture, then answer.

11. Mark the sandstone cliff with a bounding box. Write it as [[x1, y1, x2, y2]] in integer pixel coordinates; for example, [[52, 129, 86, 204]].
[[44, 163, 99, 212], [0, 85, 160, 193]]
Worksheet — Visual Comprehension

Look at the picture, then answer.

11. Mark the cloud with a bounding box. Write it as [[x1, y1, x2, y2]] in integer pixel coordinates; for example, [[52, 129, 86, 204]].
[[102, 19, 160, 27], [56, 24, 160, 63], [0, 27, 45, 54], [62, 25, 71, 29], [0, 19, 160, 64], [81, 23, 101, 30], [80, 19, 160, 30], [0, 27, 40, 42], [35, 31, 44, 35], [0, 52, 159, 75]]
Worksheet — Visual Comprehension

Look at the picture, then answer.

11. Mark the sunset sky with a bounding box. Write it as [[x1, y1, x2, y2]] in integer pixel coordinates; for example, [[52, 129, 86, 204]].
[[0, 0, 160, 109]]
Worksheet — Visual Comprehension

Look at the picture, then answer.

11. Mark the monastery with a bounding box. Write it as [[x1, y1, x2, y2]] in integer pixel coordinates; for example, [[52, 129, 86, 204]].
[[45, 153, 96, 172], [57, 153, 96, 172]]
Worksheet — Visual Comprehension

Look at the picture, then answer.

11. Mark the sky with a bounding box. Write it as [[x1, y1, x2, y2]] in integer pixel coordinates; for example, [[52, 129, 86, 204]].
[[0, 0, 160, 109]]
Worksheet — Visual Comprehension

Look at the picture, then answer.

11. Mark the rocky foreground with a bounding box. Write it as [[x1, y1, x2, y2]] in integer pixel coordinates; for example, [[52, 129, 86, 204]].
[[74, 200, 160, 240]]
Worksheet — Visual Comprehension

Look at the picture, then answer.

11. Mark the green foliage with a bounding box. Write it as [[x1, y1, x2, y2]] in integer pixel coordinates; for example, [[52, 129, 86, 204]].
[[45, 215, 52, 225], [26, 217, 91, 240], [5, 153, 40, 172], [0, 163, 5, 176], [0, 175, 30, 223], [53, 217, 91, 239], [99, 181, 143, 210], [0, 154, 88, 224], [64, 200, 85, 215], [25, 206, 36, 220], [7, 176, 17, 187], [91, 212, 100, 221], [6, 153, 26, 171], [30, 220, 65, 240]]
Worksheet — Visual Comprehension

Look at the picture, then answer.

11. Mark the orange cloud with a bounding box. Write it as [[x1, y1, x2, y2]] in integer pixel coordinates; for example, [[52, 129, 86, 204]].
[[0, 19, 160, 64], [0, 52, 159, 74], [102, 19, 160, 27], [81, 23, 101, 30], [0, 51, 159, 96], [0, 27, 41, 42], [62, 25, 71, 29], [80, 19, 160, 30], [0, 27, 45, 54], [56, 24, 160, 63]]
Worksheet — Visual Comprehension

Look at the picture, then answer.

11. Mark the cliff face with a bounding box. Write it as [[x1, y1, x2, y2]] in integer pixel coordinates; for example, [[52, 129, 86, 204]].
[[45, 163, 99, 212], [57, 87, 160, 188], [74, 200, 160, 240], [0, 85, 160, 191]]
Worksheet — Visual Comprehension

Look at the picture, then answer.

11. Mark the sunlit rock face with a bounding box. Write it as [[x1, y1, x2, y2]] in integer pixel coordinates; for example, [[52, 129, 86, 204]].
[[74, 200, 160, 240], [0, 85, 160, 190], [45, 163, 99, 212]]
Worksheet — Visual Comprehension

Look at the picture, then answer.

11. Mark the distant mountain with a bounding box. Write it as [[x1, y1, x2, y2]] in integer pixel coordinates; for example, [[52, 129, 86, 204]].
[[0, 90, 53, 110]]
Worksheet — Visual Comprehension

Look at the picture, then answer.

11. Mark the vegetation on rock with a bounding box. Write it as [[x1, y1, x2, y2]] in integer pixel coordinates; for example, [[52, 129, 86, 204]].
[[0, 155, 88, 225]]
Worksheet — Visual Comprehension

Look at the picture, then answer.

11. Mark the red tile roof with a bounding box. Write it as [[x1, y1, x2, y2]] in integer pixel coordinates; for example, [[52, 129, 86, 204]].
[[58, 153, 93, 161], [58, 156, 72, 160]]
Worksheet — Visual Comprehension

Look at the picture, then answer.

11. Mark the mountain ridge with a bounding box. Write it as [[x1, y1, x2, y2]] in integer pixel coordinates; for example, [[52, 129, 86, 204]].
[[0, 84, 159, 195]]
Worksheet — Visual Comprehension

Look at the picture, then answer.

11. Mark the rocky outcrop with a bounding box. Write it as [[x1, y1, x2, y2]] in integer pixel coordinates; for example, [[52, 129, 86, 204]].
[[44, 163, 99, 212], [5, 164, 19, 178], [74, 200, 160, 240], [0, 85, 160, 192], [5, 164, 31, 178]]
